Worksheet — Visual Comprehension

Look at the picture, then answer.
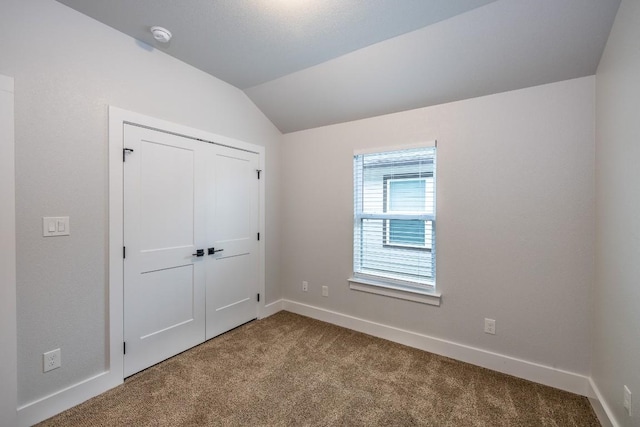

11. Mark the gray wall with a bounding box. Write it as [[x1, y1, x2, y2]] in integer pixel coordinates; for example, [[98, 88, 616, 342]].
[[282, 76, 595, 375], [0, 0, 282, 407], [594, 0, 640, 425]]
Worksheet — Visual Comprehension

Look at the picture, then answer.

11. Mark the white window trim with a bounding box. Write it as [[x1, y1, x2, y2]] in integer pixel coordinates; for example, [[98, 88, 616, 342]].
[[348, 276, 441, 306], [352, 142, 439, 304], [354, 140, 437, 155]]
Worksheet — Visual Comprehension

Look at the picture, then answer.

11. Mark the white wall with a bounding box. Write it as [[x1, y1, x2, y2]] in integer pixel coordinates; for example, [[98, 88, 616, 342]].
[[0, 0, 281, 409], [282, 77, 595, 375], [594, 0, 640, 425], [0, 75, 17, 427]]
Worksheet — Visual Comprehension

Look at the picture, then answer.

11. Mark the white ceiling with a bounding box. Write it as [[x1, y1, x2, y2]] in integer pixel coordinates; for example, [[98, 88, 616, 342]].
[[56, 0, 620, 133]]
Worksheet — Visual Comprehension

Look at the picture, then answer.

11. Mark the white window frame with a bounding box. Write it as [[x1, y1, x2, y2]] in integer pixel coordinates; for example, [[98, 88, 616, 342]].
[[349, 143, 440, 306]]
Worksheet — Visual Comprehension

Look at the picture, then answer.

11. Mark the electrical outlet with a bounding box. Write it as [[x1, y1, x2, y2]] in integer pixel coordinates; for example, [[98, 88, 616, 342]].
[[484, 318, 496, 335], [322, 286, 328, 297], [302, 281, 308, 292], [624, 385, 632, 415], [43, 348, 61, 372]]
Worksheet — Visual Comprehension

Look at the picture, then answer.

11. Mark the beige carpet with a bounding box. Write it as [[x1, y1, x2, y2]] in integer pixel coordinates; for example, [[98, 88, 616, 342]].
[[38, 311, 599, 426]]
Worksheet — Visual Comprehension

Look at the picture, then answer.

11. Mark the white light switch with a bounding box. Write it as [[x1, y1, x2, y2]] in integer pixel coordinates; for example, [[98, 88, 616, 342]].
[[43, 217, 70, 237]]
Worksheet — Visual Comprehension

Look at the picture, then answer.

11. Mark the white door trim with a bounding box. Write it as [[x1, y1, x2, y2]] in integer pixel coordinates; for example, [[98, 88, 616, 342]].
[[108, 106, 266, 379], [0, 74, 17, 427]]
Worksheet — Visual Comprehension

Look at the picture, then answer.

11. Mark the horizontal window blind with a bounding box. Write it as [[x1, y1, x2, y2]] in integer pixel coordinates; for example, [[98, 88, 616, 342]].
[[353, 146, 436, 289]]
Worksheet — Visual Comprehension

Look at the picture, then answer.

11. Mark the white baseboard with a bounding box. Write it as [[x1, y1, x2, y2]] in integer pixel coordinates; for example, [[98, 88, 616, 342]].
[[588, 378, 619, 427], [260, 299, 284, 319], [17, 370, 121, 427], [282, 299, 591, 397]]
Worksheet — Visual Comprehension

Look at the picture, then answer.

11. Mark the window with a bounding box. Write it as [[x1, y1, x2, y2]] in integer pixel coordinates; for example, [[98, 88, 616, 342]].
[[384, 175, 432, 249], [352, 146, 436, 296]]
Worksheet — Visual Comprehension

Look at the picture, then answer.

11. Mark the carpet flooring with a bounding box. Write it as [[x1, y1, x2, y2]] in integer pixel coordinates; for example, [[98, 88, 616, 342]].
[[38, 311, 600, 426]]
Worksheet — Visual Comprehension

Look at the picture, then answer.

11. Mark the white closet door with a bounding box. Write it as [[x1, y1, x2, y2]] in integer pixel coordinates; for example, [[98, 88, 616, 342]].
[[205, 145, 260, 339], [123, 125, 206, 377]]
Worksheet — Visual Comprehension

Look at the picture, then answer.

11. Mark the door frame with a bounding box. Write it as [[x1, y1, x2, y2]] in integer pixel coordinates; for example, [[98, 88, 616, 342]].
[[0, 74, 17, 427], [108, 106, 266, 380]]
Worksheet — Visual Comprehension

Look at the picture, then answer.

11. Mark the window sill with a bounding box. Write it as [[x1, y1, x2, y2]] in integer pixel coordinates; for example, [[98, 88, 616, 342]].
[[348, 277, 441, 306]]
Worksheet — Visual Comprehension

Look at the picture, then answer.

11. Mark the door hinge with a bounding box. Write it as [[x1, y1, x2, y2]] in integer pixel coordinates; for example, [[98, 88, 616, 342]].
[[123, 148, 134, 162], [123, 342, 126, 355], [123, 246, 126, 259], [257, 232, 260, 241], [256, 169, 262, 179], [257, 293, 260, 302]]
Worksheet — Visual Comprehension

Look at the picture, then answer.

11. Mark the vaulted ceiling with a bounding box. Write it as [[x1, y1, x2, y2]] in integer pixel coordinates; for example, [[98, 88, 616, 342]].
[[56, 0, 620, 133]]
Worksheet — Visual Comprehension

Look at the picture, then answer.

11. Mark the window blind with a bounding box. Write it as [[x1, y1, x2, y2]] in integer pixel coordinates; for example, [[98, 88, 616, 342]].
[[353, 146, 436, 289]]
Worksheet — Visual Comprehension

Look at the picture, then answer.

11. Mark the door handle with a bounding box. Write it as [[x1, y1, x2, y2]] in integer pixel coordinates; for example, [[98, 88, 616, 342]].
[[208, 247, 224, 255], [192, 249, 204, 257]]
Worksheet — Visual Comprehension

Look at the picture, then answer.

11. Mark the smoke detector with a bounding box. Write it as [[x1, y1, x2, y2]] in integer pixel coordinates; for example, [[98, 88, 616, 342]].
[[150, 26, 172, 43]]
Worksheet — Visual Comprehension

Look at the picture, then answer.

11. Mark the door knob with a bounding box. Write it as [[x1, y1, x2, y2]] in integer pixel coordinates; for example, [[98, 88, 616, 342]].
[[208, 247, 224, 255], [192, 249, 204, 257]]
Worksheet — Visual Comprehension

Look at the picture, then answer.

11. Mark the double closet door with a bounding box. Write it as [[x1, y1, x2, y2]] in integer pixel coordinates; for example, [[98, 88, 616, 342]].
[[123, 125, 259, 377]]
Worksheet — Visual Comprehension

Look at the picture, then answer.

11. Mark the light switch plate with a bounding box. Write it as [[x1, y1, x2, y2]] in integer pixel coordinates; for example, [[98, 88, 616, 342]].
[[43, 217, 70, 237]]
